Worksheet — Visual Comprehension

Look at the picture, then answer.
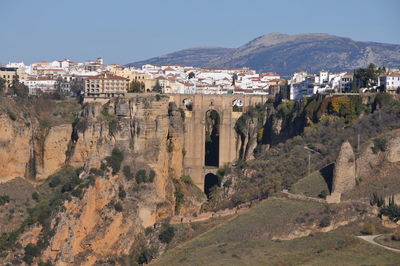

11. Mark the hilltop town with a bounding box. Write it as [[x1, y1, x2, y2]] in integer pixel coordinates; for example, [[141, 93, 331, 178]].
[[1, 58, 400, 101]]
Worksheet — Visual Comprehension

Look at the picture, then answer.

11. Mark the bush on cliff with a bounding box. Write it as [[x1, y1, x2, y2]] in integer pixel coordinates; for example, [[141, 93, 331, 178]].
[[105, 148, 124, 175], [158, 224, 175, 244]]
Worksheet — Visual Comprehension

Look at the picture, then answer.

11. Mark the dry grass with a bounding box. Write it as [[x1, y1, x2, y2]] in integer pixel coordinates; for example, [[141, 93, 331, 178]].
[[152, 198, 400, 266]]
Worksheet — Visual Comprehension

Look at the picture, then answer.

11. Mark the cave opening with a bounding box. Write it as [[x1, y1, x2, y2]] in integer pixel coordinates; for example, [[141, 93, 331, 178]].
[[204, 173, 219, 198], [204, 110, 220, 167]]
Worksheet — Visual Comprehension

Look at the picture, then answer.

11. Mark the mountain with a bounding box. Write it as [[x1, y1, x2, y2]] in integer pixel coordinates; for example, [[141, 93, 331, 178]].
[[128, 33, 400, 75]]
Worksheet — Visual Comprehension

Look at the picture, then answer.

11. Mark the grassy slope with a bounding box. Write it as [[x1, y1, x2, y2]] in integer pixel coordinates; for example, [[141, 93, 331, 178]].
[[153, 198, 400, 266], [290, 171, 329, 197]]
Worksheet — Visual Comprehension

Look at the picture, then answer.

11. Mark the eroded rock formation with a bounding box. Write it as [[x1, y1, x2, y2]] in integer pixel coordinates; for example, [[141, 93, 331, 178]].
[[327, 141, 356, 203]]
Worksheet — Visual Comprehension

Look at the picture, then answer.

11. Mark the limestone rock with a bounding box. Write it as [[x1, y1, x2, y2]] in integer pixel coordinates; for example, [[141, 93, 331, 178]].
[[386, 136, 400, 163], [329, 141, 356, 203]]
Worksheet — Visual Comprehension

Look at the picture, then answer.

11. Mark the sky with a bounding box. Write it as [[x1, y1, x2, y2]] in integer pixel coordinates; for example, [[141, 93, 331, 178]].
[[1, 0, 399, 65]]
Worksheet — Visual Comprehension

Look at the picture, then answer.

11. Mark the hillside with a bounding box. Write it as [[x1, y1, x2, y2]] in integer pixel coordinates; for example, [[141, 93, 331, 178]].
[[128, 33, 400, 75], [153, 198, 400, 266]]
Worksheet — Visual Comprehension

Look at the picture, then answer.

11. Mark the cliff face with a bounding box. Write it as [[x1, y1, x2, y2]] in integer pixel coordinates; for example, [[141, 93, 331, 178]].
[[0, 96, 204, 265], [0, 113, 72, 183], [39, 96, 203, 264], [0, 114, 34, 183]]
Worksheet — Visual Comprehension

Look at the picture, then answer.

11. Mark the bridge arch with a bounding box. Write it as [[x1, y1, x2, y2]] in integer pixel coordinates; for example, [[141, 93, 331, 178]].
[[204, 109, 220, 167], [232, 99, 244, 112], [204, 173, 219, 198], [182, 98, 193, 111]]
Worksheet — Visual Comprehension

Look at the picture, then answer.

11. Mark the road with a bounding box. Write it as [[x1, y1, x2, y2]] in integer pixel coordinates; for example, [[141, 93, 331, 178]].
[[357, 235, 400, 253]]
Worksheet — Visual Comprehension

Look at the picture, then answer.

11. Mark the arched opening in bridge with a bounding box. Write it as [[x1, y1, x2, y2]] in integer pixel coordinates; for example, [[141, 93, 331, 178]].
[[204, 173, 219, 198], [182, 98, 193, 111], [232, 99, 244, 112], [204, 110, 220, 167]]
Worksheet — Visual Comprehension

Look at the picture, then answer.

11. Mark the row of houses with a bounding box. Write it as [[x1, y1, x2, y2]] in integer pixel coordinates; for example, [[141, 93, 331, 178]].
[[1, 59, 399, 100]]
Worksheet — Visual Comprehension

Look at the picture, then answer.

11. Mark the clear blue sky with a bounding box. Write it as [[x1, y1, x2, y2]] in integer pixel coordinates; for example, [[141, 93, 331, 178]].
[[1, 0, 399, 65]]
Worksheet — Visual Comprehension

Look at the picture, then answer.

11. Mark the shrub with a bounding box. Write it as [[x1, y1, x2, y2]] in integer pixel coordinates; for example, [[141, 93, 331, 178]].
[[114, 202, 123, 212], [123, 165, 133, 180], [158, 224, 175, 244], [7, 110, 17, 121], [319, 217, 331, 227], [89, 168, 104, 176], [148, 170, 156, 182], [137, 247, 157, 264], [0, 195, 10, 206], [380, 204, 400, 222], [145, 227, 154, 236], [372, 137, 387, 154], [181, 175, 193, 185], [174, 189, 185, 212], [109, 119, 119, 136], [48, 175, 62, 188], [32, 192, 40, 202], [23, 243, 40, 264], [370, 192, 385, 207], [105, 148, 124, 175], [391, 230, 400, 241], [361, 223, 376, 235], [135, 169, 147, 184], [71, 187, 83, 198], [318, 190, 328, 199], [118, 186, 126, 200], [167, 143, 173, 153], [178, 108, 185, 121]]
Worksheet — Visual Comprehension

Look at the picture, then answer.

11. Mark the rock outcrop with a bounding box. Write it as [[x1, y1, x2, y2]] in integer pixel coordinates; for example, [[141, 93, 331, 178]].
[[327, 141, 356, 203], [386, 136, 400, 163], [0, 96, 205, 265]]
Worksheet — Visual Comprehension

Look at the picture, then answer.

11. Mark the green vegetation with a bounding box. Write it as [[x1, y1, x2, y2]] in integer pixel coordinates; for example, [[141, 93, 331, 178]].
[[31, 192, 40, 202], [178, 108, 185, 121], [129, 80, 145, 93], [123, 165, 133, 180], [114, 202, 123, 212], [290, 171, 330, 198], [0, 166, 96, 258], [153, 80, 162, 93], [135, 169, 155, 184], [104, 148, 124, 175], [209, 95, 400, 210], [118, 186, 126, 200], [370, 192, 385, 207], [153, 198, 399, 266], [0, 195, 10, 206], [361, 223, 376, 235], [352, 63, 386, 91], [158, 224, 175, 244], [372, 137, 388, 153], [89, 168, 104, 177], [174, 188, 185, 212]]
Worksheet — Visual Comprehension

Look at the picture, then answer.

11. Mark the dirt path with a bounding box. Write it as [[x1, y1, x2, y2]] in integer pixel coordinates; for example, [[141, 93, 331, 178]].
[[357, 235, 400, 253]]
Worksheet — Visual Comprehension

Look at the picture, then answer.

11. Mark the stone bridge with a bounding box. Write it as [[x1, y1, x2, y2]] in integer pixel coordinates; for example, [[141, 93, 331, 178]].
[[167, 94, 270, 193]]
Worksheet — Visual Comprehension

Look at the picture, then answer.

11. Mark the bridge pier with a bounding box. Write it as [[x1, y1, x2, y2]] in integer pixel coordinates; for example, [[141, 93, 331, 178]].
[[167, 94, 269, 191]]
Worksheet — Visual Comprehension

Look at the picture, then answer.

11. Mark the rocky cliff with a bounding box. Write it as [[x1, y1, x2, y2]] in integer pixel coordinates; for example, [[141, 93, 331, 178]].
[[0, 96, 205, 265]]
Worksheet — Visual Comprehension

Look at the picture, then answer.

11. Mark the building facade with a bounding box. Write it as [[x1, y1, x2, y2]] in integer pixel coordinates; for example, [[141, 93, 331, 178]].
[[84, 73, 128, 98]]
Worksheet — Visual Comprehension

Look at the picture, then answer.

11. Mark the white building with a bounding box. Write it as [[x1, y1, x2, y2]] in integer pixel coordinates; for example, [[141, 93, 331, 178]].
[[23, 77, 57, 95], [380, 72, 400, 93]]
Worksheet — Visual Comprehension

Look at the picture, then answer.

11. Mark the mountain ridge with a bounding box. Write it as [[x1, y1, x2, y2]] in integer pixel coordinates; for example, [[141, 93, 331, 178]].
[[128, 33, 400, 75]]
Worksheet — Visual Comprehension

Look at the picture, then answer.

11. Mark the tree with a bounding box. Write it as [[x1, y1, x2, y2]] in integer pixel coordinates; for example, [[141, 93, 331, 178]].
[[152, 80, 162, 93], [129, 80, 145, 93], [188, 72, 195, 79], [11, 75, 29, 98], [353, 64, 386, 90], [232, 73, 238, 85]]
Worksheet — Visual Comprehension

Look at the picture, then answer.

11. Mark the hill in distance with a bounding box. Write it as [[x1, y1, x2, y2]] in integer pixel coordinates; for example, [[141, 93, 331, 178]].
[[128, 33, 400, 75]]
